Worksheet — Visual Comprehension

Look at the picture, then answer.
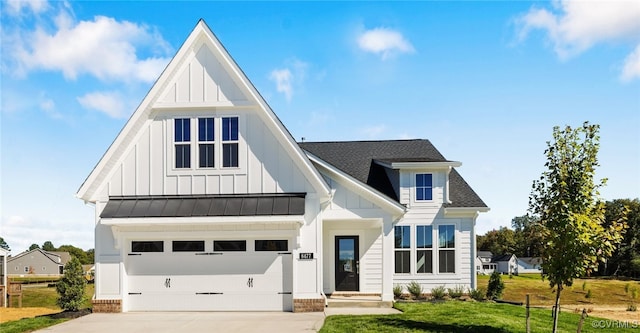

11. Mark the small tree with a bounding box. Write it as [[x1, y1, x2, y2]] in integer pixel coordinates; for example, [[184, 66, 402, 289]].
[[56, 257, 87, 311], [486, 271, 504, 300], [0, 237, 10, 251], [529, 122, 626, 333]]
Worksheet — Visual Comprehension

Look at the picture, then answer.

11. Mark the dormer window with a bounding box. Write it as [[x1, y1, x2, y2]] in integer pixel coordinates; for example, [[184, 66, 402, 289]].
[[174, 118, 191, 168], [416, 174, 432, 201]]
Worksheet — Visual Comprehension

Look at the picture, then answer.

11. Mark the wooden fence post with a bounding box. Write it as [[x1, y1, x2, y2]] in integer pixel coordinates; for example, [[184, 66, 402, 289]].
[[526, 294, 530, 333], [576, 308, 587, 333]]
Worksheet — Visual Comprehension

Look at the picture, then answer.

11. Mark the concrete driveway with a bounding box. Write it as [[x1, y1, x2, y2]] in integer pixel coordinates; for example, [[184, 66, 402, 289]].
[[33, 308, 400, 332], [34, 312, 326, 333]]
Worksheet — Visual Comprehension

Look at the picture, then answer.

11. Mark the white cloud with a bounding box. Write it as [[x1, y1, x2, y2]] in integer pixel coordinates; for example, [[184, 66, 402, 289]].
[[269, 68, 293, 101], [357, 27, 415, 60], [39, 95, 62, 119], [77, 91, 127, 118], [1, 215, 93, 253], [269, 58, 309, 101], [516, 0, 640, 81], [621, 44, 640, 81], [5, 0, 49, 15], [359, 124, 387, 139], [6, 10, 171, 83]]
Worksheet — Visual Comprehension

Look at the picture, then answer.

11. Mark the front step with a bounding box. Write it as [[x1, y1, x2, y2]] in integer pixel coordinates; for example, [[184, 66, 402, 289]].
[[326, 295, 393, 308]]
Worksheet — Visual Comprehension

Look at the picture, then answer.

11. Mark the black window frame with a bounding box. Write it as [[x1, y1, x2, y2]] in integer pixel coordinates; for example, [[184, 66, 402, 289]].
[[132, 241, 164, 252], [255, 240, 288, 252], [172, 240, 205, 252], [214, 240, 246, 252]]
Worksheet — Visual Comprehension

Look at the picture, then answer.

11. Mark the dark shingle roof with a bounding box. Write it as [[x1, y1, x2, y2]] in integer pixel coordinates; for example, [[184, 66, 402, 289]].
[[299, 139, 487, 208]]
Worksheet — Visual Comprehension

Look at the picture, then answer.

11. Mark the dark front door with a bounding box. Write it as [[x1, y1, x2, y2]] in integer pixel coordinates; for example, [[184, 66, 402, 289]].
[[335, 236, 359, 291]]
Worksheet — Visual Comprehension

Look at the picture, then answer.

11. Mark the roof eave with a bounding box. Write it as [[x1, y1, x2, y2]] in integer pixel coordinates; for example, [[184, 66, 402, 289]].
[[375, 160, 462, 170]]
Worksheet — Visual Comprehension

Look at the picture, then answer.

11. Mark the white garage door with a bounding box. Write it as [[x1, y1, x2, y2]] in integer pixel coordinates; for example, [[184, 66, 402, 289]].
[[125, 240, 293, 311]]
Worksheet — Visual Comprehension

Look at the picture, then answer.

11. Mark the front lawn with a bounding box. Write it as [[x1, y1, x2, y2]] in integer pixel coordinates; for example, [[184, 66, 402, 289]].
[[320, 301, 638, 333]]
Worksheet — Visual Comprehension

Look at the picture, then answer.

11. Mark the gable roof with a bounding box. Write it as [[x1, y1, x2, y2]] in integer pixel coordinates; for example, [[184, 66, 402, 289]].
[[492, 254, 517, 262], [477, 251, 493, 258], [298, 139, 487, 208], [76, 19, 330, 202], [8, 248, 69, 265]]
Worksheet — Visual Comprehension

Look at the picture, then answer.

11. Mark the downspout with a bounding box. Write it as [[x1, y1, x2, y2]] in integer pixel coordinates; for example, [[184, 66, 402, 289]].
[[319, 189, 334, 308]]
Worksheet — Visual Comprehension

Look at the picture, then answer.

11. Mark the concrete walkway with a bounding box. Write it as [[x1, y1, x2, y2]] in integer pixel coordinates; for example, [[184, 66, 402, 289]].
[[34, 308, 400, 333]]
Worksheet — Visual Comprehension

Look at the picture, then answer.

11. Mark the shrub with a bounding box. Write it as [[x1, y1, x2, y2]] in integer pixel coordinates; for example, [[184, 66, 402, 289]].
[[469, 287, 486, 301], [56, 257, 87, 311], [447, 285, 465, 299], [627, 303, 637, 312], [407, 281, 424, 299], [486, 271, 505, 300], [431, 285, 447, 300], [585, 289, 592, 299], [632, 288, 638, 300], [582, 281, 587, 291], [625, 283, 631, 294], [393, 284, 403, 299]]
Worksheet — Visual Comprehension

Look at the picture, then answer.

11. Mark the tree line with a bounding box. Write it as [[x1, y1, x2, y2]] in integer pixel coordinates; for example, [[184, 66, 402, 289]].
[[478, 198, 639, 278], [0, 238, 94, 265]]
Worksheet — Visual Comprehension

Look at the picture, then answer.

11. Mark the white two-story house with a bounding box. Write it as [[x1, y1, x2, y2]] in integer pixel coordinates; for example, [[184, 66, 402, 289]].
[[77, 20, 488, 313]]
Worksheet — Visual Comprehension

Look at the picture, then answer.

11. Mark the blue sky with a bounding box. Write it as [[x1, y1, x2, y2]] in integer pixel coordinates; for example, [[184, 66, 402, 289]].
[[1, 0, 639, 253]]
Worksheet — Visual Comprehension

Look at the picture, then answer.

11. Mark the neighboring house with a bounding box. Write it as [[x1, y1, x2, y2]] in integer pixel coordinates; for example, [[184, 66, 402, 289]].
[[82, 265, 96, 281], [76, 20, 489, 313], [7, 249, 70, 276], [0, 248, 8, 307], [517, 257, 543, 274], [475, 251, 496, 275], [492, 254, 518, 275]]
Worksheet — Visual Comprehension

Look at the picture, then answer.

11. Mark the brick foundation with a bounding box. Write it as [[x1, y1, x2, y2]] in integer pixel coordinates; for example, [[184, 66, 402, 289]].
[[92, 299, 121, 313], [293, 298, 325, 312]]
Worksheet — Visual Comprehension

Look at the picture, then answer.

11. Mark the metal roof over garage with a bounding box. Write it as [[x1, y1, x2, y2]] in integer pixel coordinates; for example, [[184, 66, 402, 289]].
[[100, 193, 306, 218]]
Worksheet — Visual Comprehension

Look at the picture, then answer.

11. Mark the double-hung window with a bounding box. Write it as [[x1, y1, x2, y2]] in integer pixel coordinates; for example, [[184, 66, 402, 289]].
[[416, 174, 433, 201], [198, 118, 215, 168], [174, 118, 191, 168], [222, 117, 239, 167], [416, 225, 433, 273], [438, 225, 455, 273], [394, 226, 410, 273]]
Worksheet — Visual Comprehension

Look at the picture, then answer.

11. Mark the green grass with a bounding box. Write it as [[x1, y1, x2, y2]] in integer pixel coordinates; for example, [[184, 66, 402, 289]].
[[18, 283, 94, 309], [320, 301, 637, 333], [0, 317, 69, 333], [477, 274, 640, 306]]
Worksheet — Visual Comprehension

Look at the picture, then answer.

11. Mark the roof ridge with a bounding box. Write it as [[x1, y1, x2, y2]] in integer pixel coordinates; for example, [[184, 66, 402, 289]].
[[298, 139, 427, 144]]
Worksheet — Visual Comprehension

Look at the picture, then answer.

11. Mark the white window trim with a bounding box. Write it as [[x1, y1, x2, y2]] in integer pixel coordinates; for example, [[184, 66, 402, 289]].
[[392, 222, 460, 277], [436, 224, 457, 274], [415, 225, 434, 275], [412, 172, 435, 204], [393, 225, 411, 275], [162, 111, 246, 176]]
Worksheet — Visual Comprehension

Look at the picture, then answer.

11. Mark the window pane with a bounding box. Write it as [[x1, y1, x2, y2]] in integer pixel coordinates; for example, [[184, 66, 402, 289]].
[[222, 117, 238, 141], [255, 240, 288, 251], [416, 174, 433, 201], [175, 118, 190, 142], [198, 118, 214, 142], [175, 144, 191, 168], [214, 240, 246, 252], [223, 143, 238, 167], [172, 241, 205, 252], [439, 250, 455, 273], [394, 226, 410, 249], [199, 144, 214, 168], [417, 225, 432, 248], [395, 250, 410, 273], [132, 241, 164, 252], [439, 225, 455, 248], [417, 250, 433, 273]]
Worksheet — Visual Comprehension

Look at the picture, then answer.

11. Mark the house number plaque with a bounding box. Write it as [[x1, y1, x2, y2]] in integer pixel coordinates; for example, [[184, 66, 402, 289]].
[[299, 253, 314, 260]]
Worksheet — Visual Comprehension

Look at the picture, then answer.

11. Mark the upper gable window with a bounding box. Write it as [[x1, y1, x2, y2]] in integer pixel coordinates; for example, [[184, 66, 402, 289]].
[[198, 118, 215, 168], [222, 117, 239, 168], [174, 118, 191, 169], [416, 174, 433, 201]]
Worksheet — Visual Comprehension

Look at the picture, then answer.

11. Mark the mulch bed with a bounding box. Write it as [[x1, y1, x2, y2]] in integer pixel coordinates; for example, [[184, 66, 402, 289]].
[[37, 308, 92, 320]]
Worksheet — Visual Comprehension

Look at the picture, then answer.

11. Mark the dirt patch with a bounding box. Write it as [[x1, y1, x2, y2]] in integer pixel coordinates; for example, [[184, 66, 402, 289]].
[[0, 307, 60, 323], [40, 308, 92, 320], [565, 304, 639, 322]]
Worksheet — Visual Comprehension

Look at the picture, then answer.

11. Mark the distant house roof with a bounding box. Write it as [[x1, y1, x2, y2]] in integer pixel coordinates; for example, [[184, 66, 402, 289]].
[[477, 251, 493, 258], [492, 254, 517, 263], [100, 193, 306, 218], [8, 248, 70, 266], [299, 139, 487, 208], [518, 257, 542, 266]]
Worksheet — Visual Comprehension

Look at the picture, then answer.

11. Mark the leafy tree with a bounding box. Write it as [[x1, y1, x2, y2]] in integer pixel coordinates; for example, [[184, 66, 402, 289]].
[[0, 237, 10, 251], [56, 257, 87, 311], [486, 271, 505, 300], [29, 243, 40, 251], [42, 241, 56, 251], [511, 214, 544, 257], [529, 122, 626, 333], [477, 227, 516, 255], [85, 249, 95, 264], [602, 199, 640, 277], [58, 245, 90, 265]]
